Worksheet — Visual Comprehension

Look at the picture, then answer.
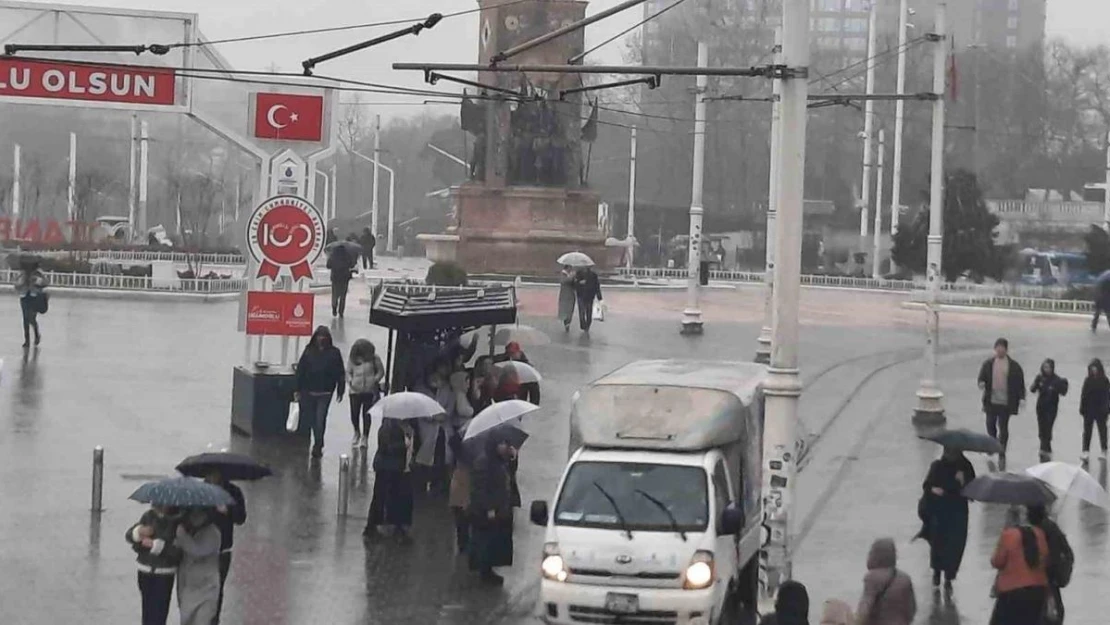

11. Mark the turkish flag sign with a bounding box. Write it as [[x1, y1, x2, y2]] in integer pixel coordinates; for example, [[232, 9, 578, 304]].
[[253, 92, 324, 142], [245, 291, 315, 336]]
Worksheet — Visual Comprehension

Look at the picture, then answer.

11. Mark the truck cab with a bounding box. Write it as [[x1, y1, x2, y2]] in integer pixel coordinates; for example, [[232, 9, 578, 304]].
[[531, 360, 765, 625]]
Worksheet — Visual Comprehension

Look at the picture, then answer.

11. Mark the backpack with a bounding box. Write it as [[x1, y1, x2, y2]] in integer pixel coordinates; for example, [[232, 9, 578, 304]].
[[1046, 523, 1074, 588]]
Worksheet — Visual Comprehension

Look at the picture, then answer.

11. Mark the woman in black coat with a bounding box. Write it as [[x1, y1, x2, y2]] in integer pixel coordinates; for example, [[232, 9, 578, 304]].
[[295, 325, 346, 458], [468, 433, 516, 585], [920, 447, 975, 590], [1079, 358, 1110, 461], [364, 419, 414, 544], [1030, 358, 1068, 460]]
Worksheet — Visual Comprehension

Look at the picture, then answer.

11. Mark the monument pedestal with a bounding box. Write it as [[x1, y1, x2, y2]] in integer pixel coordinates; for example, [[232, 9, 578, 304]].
[[420, 184, 621, 276]]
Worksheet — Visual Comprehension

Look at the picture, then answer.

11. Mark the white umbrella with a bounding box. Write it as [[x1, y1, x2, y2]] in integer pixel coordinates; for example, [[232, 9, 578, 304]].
[[494, 325, 551, 347], [463, 400, 540, 440], [369, 392, 446, 421], [1025, 462, 1110, 510], [494, 360, 543, 384], [557, 251, 595, 267]]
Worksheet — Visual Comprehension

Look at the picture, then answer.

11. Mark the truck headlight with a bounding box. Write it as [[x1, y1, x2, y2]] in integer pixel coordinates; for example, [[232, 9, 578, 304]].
[[683, 551, 715, 590], [542, 542, 568, 582]]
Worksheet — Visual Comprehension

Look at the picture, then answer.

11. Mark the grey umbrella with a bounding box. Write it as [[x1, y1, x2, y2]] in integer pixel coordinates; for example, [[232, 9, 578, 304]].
[[325, 240, 363, 260], [962, 472, 1057, 506], [919, 428, 1003, 454], [130, 477, 235, 507]]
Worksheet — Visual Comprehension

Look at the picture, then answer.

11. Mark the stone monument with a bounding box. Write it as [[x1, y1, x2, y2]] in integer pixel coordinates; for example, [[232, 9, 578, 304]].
[[419, 0, 621, 275]]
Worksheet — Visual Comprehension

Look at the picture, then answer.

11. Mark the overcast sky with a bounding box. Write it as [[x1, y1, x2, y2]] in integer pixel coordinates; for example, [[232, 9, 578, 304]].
[[12, 0, 1110, 119]]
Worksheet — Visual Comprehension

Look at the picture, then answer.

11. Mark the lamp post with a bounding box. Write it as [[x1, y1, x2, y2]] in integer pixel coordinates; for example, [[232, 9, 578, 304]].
[[890, 0, 910, 273], [756, 27, 783, 364], [680, 42, 708, 336], [913, 2, 948, 426], [347, 148, 396, 251], [858, 1, 878, 247]]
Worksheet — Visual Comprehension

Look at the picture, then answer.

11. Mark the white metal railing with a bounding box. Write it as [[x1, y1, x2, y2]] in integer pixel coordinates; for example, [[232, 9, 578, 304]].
[[9, 249, 247, 265], [908, 290, 1094, 314], [616, 267, 1079, 298], [1, 268, 246, 293]]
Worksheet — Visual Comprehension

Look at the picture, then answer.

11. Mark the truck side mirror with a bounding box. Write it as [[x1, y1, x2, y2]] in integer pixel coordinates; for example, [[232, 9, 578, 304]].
[[719, 504, 744, 536], [530, 500, 549, 526]]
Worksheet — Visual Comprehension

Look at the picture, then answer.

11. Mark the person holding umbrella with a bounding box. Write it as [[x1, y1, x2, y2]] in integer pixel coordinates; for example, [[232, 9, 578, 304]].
[[14, 256, 47, 348], [574, 266, 603, 332], [175, 508, 223, 625], [365, 418, 416, 544], [919, 447, 976, 591], [1091, 269, 1110, 332], [295, 325, 346, 459], [126, 505, 183, 625], [468, 430, 518, 585], [988, 506, 1050, 625], [558, 264, 577, 332]]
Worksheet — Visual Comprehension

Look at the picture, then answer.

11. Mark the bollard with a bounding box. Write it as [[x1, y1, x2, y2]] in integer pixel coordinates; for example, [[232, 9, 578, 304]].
[[337, 454, 350, 517], [91, 446, 104, 513]]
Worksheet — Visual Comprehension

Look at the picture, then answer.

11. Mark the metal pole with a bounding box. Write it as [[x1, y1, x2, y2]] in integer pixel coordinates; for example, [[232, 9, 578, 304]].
[[762, 0, 809, 597], [129, 115, 138, 233], [387, 167, 395, 252], [627, 127, 637, 269], [890, 0, 908, 274], [91, 446, 104, 513], [12, 144, 20, 219], [756, 27, 783, 364], [330, 164, 338, 221], [491, 0, 648, 63], [139, 120, 150, 235], [372, 114, 381, 239], [67, 132, 76, 221], [859, 2, 878, 244], [914, 2, 947, 426], [681, 42, 708, 335], [1104, 130, 1110, 232], [872, 129, 886, 279], [337, 453, 350, 516]]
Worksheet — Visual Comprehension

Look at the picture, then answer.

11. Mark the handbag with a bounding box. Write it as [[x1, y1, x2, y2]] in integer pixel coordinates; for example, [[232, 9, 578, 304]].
[[592, 300, 606, 322], [286, 401, 300, 433]]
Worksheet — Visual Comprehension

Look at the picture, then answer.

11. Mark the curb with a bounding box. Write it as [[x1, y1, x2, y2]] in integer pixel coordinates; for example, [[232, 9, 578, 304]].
[[900, 301, 1089, 320]]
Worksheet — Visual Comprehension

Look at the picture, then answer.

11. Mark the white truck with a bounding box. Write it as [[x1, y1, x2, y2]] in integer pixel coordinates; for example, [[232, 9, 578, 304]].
[[530, 360, 765, 625]]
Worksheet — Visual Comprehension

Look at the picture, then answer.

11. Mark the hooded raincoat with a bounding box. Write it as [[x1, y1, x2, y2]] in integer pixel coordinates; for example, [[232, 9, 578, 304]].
[[758, 580, 810, 625], [856, 538, 916, 625]]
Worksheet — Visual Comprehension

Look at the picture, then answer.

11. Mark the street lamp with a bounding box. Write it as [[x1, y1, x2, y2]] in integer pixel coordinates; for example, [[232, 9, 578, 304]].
[[346, 148, 396, 252]]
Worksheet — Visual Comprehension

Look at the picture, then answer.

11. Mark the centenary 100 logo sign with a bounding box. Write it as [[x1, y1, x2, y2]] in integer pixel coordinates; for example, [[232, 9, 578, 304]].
[[246, 195, 324, 281]]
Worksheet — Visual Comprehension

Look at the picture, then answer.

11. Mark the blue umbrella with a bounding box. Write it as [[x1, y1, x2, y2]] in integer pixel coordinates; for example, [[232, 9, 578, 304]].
[[130, 477, 234, 507]]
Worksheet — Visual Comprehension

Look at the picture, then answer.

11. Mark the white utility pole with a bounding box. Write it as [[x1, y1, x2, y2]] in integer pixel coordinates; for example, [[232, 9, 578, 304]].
[[372, 114, 381, 239], [762, 0, 810, 597], [890, 0, 909, 272], [872, 129, 886, 278], [914, 2, 948, 426], [627, 127, 638, 269], [128, 115, 139, 233], [859, 2, 878, 246], [385, 163, 395, 251], [67, 132, 77, 221], [139, 120, 150, 235], [330, 164, 339, 222], [756, 26, 783, 364], [12, 144, 20, 219], [681, 42, 708, 336], [1104, 130, 1110, 232]]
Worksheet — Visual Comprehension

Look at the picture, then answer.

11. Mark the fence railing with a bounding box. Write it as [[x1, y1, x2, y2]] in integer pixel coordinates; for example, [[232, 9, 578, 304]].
[[616, 267, 1076, 298], [1, 268, 247, 293], [908, 290, 1094, 314], [10, 249, 247, 265]]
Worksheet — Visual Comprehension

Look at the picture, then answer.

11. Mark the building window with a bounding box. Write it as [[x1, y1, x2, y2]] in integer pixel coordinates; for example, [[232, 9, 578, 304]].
[[813, 0, 841, 10], [845, 37, 867, 51], [844, 18, 868, 32], [1006, 35, 1017, 48], [1007, 16, 1018, 29], [812, 17, 839, 32]]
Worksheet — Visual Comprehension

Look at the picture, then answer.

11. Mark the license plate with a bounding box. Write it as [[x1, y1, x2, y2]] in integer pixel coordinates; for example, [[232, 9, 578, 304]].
[[605, 593, 639, 614]]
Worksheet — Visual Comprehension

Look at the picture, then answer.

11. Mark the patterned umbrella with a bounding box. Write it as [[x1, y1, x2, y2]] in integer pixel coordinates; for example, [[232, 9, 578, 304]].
[[130, 477, 235, 507], [176, 452, 273, 481]]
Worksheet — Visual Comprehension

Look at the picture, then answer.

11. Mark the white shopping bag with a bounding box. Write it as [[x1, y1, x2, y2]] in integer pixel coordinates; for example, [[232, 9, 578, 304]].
[[286, 402, 300, 432], [592, 300, 606, 322]]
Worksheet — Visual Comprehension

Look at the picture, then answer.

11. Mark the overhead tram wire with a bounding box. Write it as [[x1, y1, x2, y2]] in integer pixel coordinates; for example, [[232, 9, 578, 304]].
[[569, 0, 692, 64]]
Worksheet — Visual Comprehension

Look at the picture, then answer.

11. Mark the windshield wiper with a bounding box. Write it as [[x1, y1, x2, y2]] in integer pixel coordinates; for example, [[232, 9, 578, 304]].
[[593, 481, 633, 540], [634, 488, 687, 542]]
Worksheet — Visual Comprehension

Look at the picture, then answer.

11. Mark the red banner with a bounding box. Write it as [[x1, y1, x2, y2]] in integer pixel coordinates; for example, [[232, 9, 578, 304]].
[[245, 291, 315, 336], [253, 92, 324, 142], [0, 58, 176, 106]]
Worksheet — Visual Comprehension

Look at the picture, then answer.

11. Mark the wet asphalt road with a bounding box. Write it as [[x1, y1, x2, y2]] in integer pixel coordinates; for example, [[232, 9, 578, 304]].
[[0, 276, 1107, 624]]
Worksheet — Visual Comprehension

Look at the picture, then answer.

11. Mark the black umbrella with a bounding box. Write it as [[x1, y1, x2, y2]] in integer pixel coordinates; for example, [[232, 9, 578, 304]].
[[130, 477, 235, 507], [176, 452, 273, 481], [919, 427, 1003, 454], [962, 472, 1058, 506]]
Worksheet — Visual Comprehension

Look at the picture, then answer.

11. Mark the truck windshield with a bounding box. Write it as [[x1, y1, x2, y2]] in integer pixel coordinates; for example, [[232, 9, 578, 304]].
[[554, 462, 708, 533]]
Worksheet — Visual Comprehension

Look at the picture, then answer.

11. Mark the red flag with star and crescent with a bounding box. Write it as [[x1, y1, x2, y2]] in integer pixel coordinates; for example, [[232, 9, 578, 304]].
[[254, 92, 324, 142]]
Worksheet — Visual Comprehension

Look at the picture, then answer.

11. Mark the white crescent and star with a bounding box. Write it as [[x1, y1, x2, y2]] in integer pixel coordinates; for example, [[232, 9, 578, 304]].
[[266, 104, 300, 130]]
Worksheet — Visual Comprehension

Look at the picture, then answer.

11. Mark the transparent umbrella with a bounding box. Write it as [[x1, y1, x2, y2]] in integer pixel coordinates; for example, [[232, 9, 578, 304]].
[[557, 251, 595, 267], [1025, 462, 1110, 509], [463, 399, 540, 440], [369, 392, 446, 421]]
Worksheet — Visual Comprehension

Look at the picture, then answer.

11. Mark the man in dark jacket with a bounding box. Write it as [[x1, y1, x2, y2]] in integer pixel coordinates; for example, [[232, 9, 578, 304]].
[[977, 337, 1025, 457], [758, 579, 810, 625], [204, 471, 246, 624], [327, 244, 355, 318], [126, 505, 183, 625], [360, 227, 377, 269], [573, 267, 603, 332], [1092, 270, 1110, 332], [295, 326, 346, 458]]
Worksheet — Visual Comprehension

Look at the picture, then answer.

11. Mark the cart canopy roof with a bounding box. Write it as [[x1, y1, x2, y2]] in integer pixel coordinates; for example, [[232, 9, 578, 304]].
[[369, 283, 517, 332]]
